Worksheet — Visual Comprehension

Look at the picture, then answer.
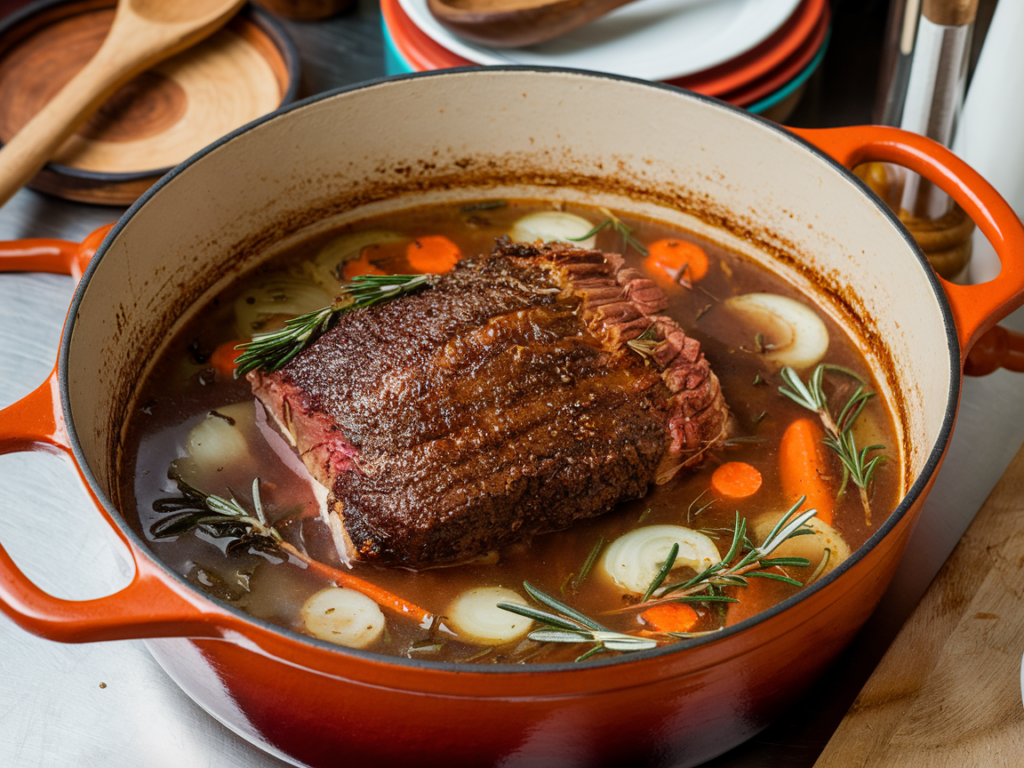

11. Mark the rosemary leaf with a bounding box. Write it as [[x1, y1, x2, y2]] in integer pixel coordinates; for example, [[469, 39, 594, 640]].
[[251, 478, 266, 526], [233, 274, 433, 376], [669, 594, 739, 604], [568, 214, 648, 256], [150, 512, 212, 538], [722, 512, 747, 564], [571, 536, 605, 592], [461, 646, 494, 663], [407, 642, 443, 654], [496, 602, 586, 633], [528, 629, 594, 644], [777, 363, 888, 525], [642, 542, 679, 602], [522, 582, 605, 632], [597, 634, 658, 652], [745, 572, 804, 586], [667, 629, 724, 639], [820, 363, 866, 384], [575, 645, 608, 663]]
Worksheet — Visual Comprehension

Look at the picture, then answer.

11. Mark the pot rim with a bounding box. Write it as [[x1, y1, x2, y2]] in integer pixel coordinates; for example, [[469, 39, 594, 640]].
[[59, 66, 960, 675]]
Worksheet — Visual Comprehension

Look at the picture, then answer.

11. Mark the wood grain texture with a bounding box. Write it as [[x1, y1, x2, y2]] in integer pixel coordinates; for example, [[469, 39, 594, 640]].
[[0, 1, 293, 203], [0, 7, 284, 173], [814, 439, 1024, 767], [922, 0, 980, 26]]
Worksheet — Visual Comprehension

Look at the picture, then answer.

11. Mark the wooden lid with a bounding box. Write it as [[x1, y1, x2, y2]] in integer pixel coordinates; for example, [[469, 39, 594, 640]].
[[0, 0, 299, 203]]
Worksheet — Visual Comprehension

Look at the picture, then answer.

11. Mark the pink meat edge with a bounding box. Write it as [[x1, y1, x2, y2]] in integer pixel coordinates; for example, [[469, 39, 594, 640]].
[[249, 372, 361, 567]]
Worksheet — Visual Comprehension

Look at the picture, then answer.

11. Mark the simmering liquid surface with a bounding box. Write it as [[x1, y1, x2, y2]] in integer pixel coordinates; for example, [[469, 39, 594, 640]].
[[121, 200, 901, 664]]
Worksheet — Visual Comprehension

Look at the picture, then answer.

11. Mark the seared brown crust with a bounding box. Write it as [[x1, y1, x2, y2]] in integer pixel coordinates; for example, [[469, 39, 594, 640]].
[[250, 240, 727, 567]]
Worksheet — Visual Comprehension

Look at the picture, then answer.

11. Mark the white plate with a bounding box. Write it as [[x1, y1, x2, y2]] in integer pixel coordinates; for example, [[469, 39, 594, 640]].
[[397, 0, 802, 82]]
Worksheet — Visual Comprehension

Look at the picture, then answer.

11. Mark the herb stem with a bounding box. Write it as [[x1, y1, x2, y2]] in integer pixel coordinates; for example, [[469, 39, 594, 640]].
[[234, 274, 434, 376], [778, 365, 887, 526], [153, 476, 432, 624]]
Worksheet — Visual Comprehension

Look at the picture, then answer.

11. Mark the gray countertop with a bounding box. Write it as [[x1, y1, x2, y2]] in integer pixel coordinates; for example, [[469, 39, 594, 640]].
[[2, 2, 1023, 766]]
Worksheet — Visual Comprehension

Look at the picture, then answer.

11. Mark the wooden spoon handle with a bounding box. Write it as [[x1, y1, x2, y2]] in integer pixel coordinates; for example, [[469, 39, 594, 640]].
[[0, 32, 154, 207], [0, 42, 145, 208], [0, 0, 247, 209]]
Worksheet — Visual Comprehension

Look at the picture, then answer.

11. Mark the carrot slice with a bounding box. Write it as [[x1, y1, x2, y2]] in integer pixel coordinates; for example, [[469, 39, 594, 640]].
[[646, 239, 709, 283], [210, 339, 245, 377], [406, 235, 461, 273], [641, 602, 699, 633], [779, 417, 834, 525], [711, 461, 762, 498], [279, 541, 432, 625], [342, 252, 386, 280]]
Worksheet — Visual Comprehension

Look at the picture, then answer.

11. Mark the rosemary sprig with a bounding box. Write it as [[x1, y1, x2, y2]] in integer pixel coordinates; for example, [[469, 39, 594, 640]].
[[626, 324, 660, 362], [569, 208, 649, 256], [153, 473, 434, 625], [642, 543, 679, 602], [778, 364, 887, 525], [614, 499, 815, 615], [498, 582, 659, 661], [233, 274, 434, 376], [151, 477, 282, 545]]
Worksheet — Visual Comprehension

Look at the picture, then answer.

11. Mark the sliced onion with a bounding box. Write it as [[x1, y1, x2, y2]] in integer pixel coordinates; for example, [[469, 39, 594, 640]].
[[187, 403, 252, 467], [509, 211, 596, 248], [446, 586, 533, 646], [301, 587, 385, 648], [234, 274, 334, 338], [171, 403, 254, 489], [753, 515, 850, 577], [724, 293, 830, 369], [305, 230, 408, 289], [601, 525, 722, 595]]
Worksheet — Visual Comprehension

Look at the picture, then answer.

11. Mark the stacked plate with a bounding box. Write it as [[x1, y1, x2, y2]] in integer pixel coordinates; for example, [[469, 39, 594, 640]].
[[381, 0, 830, 122]]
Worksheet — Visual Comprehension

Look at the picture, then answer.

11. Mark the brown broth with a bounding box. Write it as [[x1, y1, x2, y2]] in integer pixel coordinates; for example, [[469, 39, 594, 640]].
[[121, 200, 902, 664]]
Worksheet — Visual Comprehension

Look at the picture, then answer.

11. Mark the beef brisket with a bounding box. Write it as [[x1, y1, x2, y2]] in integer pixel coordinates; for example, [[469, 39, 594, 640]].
[[249, 240, 728, 568]]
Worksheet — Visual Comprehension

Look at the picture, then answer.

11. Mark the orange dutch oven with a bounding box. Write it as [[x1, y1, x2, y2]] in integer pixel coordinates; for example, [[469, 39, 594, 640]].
[[1, 70, 1024, 767]]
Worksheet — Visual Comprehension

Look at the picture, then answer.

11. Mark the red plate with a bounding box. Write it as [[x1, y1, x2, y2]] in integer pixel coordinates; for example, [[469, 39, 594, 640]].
[[382, 0, 827, 98], [719, 2, 829, 107]]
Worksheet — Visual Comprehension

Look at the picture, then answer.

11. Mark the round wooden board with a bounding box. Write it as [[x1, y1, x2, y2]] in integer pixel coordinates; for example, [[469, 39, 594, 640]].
[[0, 0, 299, 204]]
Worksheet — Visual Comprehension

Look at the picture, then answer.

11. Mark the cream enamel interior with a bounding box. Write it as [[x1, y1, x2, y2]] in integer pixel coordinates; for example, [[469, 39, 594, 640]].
[[63, 70, 951, 518]]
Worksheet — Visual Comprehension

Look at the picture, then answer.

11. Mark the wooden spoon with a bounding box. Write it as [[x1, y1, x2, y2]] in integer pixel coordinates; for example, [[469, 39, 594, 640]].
[[0, 0, 246, 208], [426, 0, 641, 48]]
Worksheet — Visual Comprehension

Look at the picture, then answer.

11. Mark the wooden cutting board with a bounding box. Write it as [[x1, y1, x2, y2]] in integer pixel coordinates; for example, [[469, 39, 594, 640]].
[[0, 0, 297, 204], [813, 439, 1024, 766]]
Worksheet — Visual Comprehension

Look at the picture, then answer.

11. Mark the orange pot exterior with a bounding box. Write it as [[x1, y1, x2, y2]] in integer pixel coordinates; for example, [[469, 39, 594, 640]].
[[1, 73, 1024, 767], [144, 494, 927, 767]]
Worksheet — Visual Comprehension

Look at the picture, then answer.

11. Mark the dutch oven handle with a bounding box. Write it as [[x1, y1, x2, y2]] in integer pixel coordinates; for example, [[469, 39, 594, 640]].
[[790, 126, 1024, 375], [0, 227, 227, 643]]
